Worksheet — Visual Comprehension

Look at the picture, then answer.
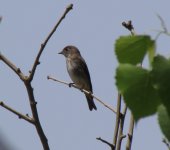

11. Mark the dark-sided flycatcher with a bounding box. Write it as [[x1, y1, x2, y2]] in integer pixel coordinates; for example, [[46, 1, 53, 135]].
[[58, 45, 97, 111]]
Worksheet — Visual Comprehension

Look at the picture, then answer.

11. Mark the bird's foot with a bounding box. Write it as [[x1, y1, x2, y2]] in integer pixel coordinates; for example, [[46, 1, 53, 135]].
[[80, 88, 84, 92], [68, 82, 75, 87]]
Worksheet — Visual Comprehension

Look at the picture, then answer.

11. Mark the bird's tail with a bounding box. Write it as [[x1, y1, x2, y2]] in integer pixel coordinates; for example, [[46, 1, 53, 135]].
[[85, 94, 97, 111]]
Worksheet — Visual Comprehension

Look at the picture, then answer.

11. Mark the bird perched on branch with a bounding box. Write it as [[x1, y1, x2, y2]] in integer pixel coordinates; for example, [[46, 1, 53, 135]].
[[58, 45, 97, 111]]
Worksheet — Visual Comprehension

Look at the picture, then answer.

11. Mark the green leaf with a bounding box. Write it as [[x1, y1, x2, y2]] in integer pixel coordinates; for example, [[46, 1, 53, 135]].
[[158, 105, 170, 141], [115, 35, 155, 65], [116, 64, 161, 121], [151, 55, 170, 117]]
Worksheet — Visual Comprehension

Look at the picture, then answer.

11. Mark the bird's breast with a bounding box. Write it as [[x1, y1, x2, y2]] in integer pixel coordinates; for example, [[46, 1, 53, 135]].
[[66, 58, 87, 89]]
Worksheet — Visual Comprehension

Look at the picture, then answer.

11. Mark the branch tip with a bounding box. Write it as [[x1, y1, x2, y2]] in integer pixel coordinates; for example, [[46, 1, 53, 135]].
[[96, 137, 114, 150], [66, 4, 73, 10], [0, 101, 4, 105]]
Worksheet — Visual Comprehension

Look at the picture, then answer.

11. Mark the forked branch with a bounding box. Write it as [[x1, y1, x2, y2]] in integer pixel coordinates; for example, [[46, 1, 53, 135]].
[[0, 3, 73, 150]]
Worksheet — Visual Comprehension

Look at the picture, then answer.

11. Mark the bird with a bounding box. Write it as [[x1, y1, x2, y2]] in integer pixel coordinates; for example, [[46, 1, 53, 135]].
[[58, 45, 97, 111]]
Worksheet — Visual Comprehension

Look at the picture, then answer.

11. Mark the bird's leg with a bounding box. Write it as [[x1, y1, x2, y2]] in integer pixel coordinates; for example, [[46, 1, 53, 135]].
[[68, 82, 75, 87]]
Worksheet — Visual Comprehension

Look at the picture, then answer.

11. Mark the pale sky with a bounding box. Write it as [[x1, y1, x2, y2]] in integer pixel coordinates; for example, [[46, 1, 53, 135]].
[[0, 0, 170, 150]]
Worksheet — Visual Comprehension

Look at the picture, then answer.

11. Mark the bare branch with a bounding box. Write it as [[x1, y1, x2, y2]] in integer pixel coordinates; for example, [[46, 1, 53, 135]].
[[24, 82, 50, 150], [116, 105, 127, 150], [0, 44, 49, 150], [96, 137, 114, 150], [0, 101, 34, 124], [23, 5, 73, 149], [0, 38, 50, 150], [47, 75, 118, 114], [126, 114, 134, 150], [0, 53, 25, 80], [1, 4, 73, 150], [28, 4, 73, 82], [112, 93, 122, 150]]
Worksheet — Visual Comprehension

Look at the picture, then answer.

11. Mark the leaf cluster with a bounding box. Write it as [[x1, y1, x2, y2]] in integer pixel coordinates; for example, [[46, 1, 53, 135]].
[[115, 35, 170, 141]]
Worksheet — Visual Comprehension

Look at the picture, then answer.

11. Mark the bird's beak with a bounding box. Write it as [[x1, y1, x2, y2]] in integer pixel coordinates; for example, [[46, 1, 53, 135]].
[[58, 51, 63, 55]]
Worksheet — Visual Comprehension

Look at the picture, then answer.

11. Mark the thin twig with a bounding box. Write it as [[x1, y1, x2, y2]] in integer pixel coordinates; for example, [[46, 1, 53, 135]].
[[0, 53, 25, 80], [155, 14, 170, 40], [116, 105, 127, 150], [96, 137, 114, 150], [0, 101, 34, 124], [126, 114, 134, 150], [112, 93, 122, 150], [156, 14, 168, 33], [28, 4, 73, 82], [47, 75, 118, 114]]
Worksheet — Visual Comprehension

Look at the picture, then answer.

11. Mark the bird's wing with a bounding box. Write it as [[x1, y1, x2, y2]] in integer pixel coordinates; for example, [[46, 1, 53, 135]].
[[73, 56, 93, 92]]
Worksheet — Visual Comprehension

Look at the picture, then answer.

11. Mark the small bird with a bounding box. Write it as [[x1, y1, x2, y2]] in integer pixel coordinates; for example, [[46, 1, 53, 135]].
[[58, 45, 97, 111]]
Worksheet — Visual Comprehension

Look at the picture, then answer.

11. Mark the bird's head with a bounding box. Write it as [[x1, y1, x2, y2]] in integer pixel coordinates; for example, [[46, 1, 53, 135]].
[[58, 45, 80, 58]]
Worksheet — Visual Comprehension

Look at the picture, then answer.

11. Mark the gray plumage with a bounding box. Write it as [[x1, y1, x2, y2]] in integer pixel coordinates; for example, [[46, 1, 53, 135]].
[[58, 45, 97, 111]]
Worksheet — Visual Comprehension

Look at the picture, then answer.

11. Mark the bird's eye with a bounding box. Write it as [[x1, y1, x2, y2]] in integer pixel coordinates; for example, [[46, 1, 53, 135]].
[[65, 48, 69, 51]]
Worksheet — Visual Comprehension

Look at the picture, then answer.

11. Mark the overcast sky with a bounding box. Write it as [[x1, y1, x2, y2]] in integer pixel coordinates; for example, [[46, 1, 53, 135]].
[[1, 0, 170, 150]]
